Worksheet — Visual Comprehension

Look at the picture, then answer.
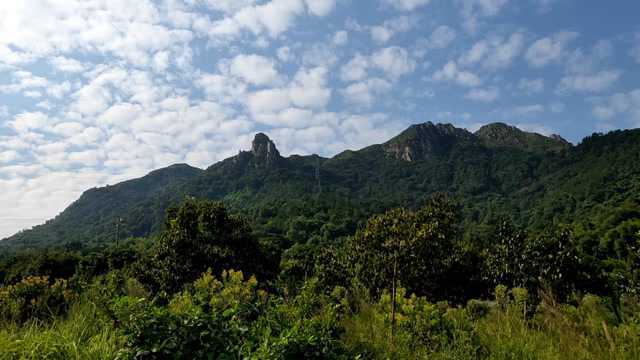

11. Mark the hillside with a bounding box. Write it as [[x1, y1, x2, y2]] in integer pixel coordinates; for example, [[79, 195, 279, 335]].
[[2, 121, 638, 250]]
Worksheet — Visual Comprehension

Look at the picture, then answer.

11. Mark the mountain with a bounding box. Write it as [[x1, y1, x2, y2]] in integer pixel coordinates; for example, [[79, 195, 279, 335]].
[[2, 122, 639, 250], [475, 122, 570, 153]]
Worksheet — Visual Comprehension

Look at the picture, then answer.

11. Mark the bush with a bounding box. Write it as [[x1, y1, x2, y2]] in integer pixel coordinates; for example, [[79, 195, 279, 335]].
[[0, 276, 76, 324], [115, 269, 267, 359]]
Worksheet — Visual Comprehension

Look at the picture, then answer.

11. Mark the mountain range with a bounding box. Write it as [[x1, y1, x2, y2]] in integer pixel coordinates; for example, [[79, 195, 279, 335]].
[[3, 121, 639, 250]]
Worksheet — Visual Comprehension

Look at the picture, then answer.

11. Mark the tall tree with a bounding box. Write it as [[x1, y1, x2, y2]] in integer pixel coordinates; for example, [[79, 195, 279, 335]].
[[136, 199, 266, 294]]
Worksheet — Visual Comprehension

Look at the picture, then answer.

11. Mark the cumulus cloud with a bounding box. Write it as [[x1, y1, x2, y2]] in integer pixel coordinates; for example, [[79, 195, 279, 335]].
[[246, 66, 332, 123], [518, 78, 545, 94], [340, 54, 370, 82], [525, 31, 579, 67], [341, 78, 392, 107], [433, 61, 481, 87], [202, 0, 259, 14], [371, 46, 417, 79], [465, 87, 500, 102], [50, 56, 86, 73], [0, 70, 48, 95], [304, 0, 336, 16], [457, 0, 510, 33], [460, 32, 524, 71], [558, 70, 621, 93], [207, 0, 311, 39], [333, 30, 348, 46], [370, 16, 413, 44], [429, 26, 457, 49], [0, 1, 194, 67], [229, 54, 281, 86], [382, 0, 431, 11], [592, 90, 640, 126]]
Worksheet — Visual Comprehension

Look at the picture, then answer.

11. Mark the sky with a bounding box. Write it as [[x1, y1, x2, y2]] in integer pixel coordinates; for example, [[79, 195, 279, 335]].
[[1, 0, 639, 238]]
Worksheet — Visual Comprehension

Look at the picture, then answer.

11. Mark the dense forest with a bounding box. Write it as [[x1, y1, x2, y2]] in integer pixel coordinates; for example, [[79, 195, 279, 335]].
[[1, 122, 640, 359]]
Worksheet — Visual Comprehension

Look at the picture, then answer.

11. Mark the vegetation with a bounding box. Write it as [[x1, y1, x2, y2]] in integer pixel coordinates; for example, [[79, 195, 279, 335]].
[[1, 195, 639, 359], [1, 123, 640, 358]]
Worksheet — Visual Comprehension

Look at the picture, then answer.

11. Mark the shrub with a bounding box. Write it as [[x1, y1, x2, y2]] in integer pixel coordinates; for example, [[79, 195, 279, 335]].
[[0, 276, 76, 324], [115, 269, 267, 359]]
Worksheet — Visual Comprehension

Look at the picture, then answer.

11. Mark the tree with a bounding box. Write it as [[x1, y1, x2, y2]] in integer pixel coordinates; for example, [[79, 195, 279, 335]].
[[485, 222, 580, 300], [345, 195, 458, 339], [136, 199, 265, 294]]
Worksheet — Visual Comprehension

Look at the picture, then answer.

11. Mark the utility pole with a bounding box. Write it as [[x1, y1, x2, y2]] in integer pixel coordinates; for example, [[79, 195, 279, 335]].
[[315, 157, 322, 195], [116, 217, 122, 249]]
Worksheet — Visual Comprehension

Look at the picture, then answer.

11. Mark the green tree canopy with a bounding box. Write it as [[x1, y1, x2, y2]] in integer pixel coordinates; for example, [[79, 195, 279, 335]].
[[136, 199, 266, 294]]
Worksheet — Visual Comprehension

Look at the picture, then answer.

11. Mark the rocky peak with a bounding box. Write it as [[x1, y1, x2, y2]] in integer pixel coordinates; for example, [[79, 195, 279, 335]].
[[475, 122, 571, 152], [250, 133, 282, 165], [384, 122, 475, 161]]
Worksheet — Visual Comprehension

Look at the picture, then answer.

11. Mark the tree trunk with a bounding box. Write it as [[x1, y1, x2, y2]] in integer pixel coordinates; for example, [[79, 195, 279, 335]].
[[391, 253, 397, 344]]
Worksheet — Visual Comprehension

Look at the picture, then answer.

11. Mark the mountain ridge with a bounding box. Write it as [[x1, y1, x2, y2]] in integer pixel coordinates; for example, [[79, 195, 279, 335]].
[[3, 121, 638, 249]]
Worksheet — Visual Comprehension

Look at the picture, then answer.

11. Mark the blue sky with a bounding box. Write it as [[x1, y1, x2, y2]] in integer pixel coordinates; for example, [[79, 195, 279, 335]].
[[1, 0, 639, 238]]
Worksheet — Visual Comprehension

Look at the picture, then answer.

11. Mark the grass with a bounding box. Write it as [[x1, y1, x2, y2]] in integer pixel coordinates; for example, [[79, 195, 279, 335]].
[[1, 287, 638, 360], [0, 300, 124, 360]]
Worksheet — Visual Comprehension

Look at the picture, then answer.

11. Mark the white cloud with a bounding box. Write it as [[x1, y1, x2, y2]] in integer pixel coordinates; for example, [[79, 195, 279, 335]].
[[0, 150, 20, 163], [465, 87, 500, 102], [518, 78, 545, 94], [429, 26, 457, 49], [304, 0, 336, 16], [229, 54, 281, 86], [0, 1, 194, 68], [50, 56, 86, 73], [382, 0, 431, 11], [333, 30, 348, 46], [277, 46, 292, 62], [196, 73, 247, 104], [202, 0, 258, 14], [341, 78, 392, 107], [483, 32, 524, 70], [565, 40, 614, 75], [371, 46, 416, 79], [592, 90, 640, 126], [289, 66, 332, 108], [558, 70, 621, 93], [525, 31, 579, 67], [460, 32, 524, 70], [433, 61, 481, 87], [0, 70, 48, 94], [9, 112, 50, 134], [208, 0, 306, 39], [457, 0, 510, 33], [370, 16, 412, 44], [340, 54, 370, 82]]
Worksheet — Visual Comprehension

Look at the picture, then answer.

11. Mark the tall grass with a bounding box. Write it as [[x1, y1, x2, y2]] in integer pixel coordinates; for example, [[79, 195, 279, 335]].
[[342, 289, 640, 360], [476, 293, 640, 360], [0, 300, 123, 360]]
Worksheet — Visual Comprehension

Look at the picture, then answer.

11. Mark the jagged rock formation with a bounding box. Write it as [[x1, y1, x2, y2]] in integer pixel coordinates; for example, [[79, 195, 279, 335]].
[[475, 122, 570, 153], [383, 121, 569, 162], [383, 122, 476, 161], [251, 133, 282, 166]]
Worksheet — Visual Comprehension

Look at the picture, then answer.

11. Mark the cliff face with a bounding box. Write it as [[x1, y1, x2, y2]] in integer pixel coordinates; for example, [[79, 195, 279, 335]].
[[251, 133, 282, 166], [230, 133, 283, 169]]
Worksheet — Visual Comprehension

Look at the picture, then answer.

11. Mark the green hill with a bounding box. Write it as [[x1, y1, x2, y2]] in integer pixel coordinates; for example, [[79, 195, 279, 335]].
[[2, 121, 638, 250]]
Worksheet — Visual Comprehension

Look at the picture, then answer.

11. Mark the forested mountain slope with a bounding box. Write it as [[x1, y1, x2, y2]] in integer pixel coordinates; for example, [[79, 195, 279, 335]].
[[2, 121, 638, 250]]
